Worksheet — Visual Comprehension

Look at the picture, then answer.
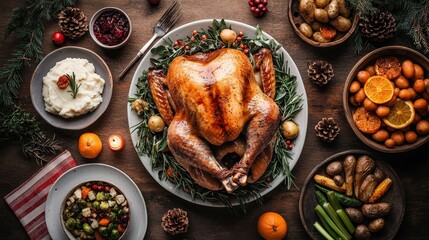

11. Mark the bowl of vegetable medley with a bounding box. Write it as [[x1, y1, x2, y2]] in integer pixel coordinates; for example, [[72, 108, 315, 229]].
[[61, 181, 130, 240]]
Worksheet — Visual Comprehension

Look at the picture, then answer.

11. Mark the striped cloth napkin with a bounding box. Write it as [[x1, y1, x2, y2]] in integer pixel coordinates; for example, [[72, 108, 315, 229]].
[[4, 150, 77, 240]]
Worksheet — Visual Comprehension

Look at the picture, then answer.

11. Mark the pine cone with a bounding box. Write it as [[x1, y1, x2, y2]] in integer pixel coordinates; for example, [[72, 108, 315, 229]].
[[315, 118, 340, 142], [359, 11, 397, 42], [58, 7, 88, 40], [308, 60, 334, 86], [161, 208, 189, 235]]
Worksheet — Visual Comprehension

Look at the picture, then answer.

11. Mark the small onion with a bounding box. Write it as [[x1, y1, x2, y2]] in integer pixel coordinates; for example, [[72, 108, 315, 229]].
[[148, 115, 165, 133], [220, 29, 237, 44], [281, 120, 299, 139]]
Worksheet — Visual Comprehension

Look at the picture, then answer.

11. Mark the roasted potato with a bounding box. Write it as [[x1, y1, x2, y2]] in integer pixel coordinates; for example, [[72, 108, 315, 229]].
[[300, 0, 316, 24], [333, 175, 344, 186], [326, 161, 343, 176], [358, 174, 378, 202], [326, 0, 339, 19], [354, 155, 375, 198], [330, 16, 352, 32], [312, 31, 330, 43], [315, 0, 329, 8], [361, 202, 392, 218], [338, 0, 351, 17], [373, 167, 385, 183], [314, 8, 330, 23], [299, 23, 313, 38], [345, 207, 364, 224], [368, 218, 385, 232], [355, 224, 371, 240]]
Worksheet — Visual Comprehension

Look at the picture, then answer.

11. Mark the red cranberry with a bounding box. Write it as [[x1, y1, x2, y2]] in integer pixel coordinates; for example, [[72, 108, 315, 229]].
[[98, 185, 104, 191], [92, 184, 98, 190], [249, 0, 268, 17], [104, 186, 110, 192], [93, 10, 130, 46]]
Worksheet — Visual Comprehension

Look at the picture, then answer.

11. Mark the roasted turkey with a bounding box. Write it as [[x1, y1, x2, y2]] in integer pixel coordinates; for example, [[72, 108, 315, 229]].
[[147, 48, 280, 193]]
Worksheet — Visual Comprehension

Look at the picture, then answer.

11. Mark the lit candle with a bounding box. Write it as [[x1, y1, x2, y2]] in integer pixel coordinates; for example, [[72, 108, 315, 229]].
[[108, 134, 125, 151]]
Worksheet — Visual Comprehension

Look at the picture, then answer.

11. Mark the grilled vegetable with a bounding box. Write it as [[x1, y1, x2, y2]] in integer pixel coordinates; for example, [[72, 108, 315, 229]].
[[333, 175, 344, 186], [368, 178, 392, 203], [314, 174, 346, 192], [344, 207, 363, 224], [358, 174, 378, 202], [368, 218, 385, 232], [315, 184, 362, 207], [343, 155, 356, 197], [354, 155, 375, 198], [373, 167, 385, 183], [354, 224, 371, 240], [326, 161, 343, 176], [361, 202, 392, 218]]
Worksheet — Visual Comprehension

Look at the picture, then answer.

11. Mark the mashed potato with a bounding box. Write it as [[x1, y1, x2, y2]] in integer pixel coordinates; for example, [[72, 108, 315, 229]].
[[42, 58, 105, 118]]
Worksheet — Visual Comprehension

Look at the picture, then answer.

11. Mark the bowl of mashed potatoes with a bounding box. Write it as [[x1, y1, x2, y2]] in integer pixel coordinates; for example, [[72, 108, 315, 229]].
[[31, 46, 113, 130]]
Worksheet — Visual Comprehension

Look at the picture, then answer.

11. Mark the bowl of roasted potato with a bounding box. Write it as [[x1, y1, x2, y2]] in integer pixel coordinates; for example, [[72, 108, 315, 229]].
[[289, 0, 358, 47]]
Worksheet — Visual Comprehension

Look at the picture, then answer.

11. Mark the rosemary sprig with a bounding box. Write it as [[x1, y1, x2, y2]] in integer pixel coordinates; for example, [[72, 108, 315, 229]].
[[129, 19, 302, 210], [67, 72, 81, 99]]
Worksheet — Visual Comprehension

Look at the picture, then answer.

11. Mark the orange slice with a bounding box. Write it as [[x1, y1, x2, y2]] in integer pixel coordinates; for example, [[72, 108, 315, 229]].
[[353, 107, 382, 134], [383, 99, 415, 129], [364, 76, 394, 104], [374, 56, 401, 80]]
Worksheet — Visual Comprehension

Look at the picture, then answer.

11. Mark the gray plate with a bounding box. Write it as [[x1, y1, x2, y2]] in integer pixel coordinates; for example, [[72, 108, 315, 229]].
[[30, 46, 113, 130], [45, 163, 147, 239]]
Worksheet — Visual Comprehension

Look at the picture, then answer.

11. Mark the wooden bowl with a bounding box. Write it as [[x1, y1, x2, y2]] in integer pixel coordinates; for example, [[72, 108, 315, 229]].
[[343, 45, 429, 153], [299, 150, 405, 240], [288, 0, 358, 47]]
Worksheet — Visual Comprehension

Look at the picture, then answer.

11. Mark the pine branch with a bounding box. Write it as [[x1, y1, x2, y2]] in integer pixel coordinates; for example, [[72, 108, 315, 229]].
[[0, 0, 78, 163]]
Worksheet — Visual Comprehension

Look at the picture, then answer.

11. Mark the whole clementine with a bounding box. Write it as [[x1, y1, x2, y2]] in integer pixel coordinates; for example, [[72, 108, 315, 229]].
[[78, 133, 102, 159], [257, 212, 287, 240]]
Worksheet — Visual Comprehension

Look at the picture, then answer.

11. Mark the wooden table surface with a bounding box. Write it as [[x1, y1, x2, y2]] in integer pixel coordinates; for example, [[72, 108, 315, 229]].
[[1, 0, 428, 239]]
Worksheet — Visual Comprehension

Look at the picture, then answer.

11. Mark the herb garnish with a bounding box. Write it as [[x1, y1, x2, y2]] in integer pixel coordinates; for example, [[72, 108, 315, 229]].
[[67, 72, 81, 99], [129, 19, 303, 212]]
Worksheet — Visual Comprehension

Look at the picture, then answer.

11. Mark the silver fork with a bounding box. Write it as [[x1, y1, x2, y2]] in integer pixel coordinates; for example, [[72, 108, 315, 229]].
[[118, 1, 182, 79]]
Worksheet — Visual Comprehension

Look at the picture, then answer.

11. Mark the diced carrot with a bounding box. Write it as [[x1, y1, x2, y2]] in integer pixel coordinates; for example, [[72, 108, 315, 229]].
[[94, 231, 106, 240], [118, 224, 125, 233], [98, 217, 110, 226], [81, 186, 91, 200]]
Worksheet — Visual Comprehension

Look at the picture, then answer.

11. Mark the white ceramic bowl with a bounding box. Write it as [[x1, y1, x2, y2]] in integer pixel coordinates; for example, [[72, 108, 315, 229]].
[[89, 7, 132, 49]]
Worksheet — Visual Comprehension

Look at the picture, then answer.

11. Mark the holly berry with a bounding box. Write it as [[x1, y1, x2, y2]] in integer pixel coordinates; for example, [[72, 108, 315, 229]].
[[52, 31, 65, 46], [147, 0, 161, 4], [57, 74, 70, 89], [248, 0, 268, 17]]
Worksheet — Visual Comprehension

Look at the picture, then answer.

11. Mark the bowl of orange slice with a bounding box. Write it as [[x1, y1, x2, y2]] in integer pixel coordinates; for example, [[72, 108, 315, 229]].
[[343, 46, 429, 153]]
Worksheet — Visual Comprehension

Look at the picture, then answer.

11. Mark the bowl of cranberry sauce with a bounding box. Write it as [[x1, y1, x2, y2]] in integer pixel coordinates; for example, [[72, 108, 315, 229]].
[[90, 7, 132, 49]]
